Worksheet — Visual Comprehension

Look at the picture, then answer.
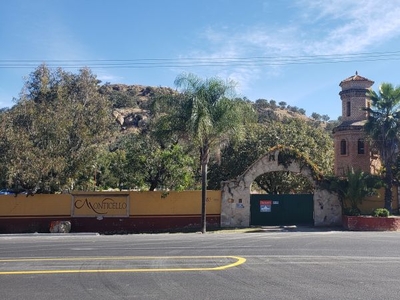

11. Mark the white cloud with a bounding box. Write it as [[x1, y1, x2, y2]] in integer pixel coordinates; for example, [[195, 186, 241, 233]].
[[296, 0, 400, 54], [96, 72, 123, 83], [197, 0, 400, 58], [182, 0, 400, 100]]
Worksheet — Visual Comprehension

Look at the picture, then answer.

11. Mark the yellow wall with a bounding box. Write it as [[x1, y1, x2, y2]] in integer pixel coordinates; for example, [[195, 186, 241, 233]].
[[0, 194, 71, 216], [2, 188, 399, 218], [0, 191, 221, 217], [359, 188, 399, 214], [131, 190, 221, 215]]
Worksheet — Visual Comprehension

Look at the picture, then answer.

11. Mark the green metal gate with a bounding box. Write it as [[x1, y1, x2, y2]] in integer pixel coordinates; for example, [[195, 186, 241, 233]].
[[250, 194, 314, 226]]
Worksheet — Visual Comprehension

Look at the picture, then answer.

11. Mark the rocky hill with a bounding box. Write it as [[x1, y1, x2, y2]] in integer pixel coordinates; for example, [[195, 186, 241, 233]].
[[99, 84, 176, 132], [100, 83, 337, 132]]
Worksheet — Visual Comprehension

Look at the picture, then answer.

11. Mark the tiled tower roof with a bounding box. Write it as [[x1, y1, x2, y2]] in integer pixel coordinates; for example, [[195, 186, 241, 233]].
[[339, 71, 374, 87]]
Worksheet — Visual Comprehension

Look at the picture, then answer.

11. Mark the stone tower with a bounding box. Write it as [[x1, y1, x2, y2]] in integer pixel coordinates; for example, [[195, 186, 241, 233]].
[[332, 72, 380, 176]]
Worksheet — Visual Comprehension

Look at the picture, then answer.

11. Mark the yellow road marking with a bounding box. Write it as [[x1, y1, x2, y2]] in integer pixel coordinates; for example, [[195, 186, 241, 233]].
[[0, 256, 246, 275]]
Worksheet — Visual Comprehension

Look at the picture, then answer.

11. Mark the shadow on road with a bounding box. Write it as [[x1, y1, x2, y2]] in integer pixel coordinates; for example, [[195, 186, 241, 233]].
[[208, 225, 345, 234]]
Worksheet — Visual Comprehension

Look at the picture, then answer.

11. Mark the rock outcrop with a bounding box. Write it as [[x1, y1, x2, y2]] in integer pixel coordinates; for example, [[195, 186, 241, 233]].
[[100, 84, 177, 131]]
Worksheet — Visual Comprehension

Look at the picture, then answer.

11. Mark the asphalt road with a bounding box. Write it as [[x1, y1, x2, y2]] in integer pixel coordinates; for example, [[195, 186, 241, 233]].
[[1, 228, 400, 300]]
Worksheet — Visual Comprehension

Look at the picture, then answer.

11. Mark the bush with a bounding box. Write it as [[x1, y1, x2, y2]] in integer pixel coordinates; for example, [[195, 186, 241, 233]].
[[371, 208, 390, 217]]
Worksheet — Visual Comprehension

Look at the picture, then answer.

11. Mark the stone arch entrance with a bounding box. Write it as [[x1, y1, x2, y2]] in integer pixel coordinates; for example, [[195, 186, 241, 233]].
[[220, 146, 342, 228]]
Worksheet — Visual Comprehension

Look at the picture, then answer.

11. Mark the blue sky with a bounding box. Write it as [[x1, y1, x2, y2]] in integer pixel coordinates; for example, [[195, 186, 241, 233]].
[[2, 0, 400, 119]]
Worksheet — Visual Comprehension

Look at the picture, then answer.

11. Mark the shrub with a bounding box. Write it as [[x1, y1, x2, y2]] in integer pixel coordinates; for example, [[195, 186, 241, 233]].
[[324, 168, 383, 214], [371, 208, 390, 217], [343, 207, 361, 216]]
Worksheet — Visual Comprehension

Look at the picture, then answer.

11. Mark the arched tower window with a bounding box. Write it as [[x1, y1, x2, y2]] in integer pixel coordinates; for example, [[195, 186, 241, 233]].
[[346, 101, 351, 116], [340, 139, 347, 155], [358, 139, 365, 154]]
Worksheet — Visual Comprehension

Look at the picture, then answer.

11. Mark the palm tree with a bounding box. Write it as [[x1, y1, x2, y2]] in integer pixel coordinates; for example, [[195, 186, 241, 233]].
[[153, 73, 254, 233], [328, 168, 382, 215], [364, 83, 400, 213]]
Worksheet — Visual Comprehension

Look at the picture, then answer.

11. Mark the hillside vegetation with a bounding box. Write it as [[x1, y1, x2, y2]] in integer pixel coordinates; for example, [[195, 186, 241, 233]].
[[0, 65, 336, 194], [98, 83, 338, 133]]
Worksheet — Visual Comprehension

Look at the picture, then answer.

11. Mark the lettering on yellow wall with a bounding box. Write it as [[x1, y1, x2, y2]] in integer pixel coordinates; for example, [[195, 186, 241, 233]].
[[72, 193, 129, 217]]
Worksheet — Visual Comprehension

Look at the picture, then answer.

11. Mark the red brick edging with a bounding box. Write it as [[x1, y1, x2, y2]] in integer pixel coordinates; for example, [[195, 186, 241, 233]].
[[343, 215, 400, 231]]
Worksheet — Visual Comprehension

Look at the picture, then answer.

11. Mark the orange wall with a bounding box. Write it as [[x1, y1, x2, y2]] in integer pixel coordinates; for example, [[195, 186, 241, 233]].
[[0, 191, 221, 217]]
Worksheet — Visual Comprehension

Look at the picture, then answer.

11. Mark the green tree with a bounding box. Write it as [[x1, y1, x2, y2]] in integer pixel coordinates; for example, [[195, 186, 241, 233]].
[[208, 118, 334, 193], [298, 108, 306, 115], [153, 73, 254, 232], [278, 101, 287, 109], [95, 148, 129, 191], [123, 133, 196, 191], [364, 83, 400, 212], [1, 65, 112, 193], [254, 99, 270, 109], [321, 114, 330, 122], [311, 112, 322, 121]]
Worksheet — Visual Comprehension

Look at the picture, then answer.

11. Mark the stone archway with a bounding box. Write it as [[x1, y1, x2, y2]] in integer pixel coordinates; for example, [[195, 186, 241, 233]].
[[220, 146, 342, 228]]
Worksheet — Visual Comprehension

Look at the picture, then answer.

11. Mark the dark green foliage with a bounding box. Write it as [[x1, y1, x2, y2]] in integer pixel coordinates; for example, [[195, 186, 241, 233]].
[[254, 99, 269, 108], [94, 148, 129, 191], [109, 90, 138, 108], [321, 114, 330, 122], [123, 133, 196, 191], [298, 108, 306, 115], [208, 119, 333, 193], [311, 112, 321, 121], [343, 208, 361, 216], [324, 168, 383, 214]]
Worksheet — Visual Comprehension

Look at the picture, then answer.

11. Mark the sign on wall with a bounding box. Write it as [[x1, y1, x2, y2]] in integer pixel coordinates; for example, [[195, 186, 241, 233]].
[[260, 200, 272, 213], [72, 193, 130, 217]]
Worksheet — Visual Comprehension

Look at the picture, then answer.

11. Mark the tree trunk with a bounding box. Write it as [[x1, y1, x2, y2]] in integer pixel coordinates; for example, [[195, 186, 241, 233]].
[[382, 141, 394, 213], [384, 163, 393, 213], [201, 162, 207, 234], [149, 180, 158, 191], [200, 145, 209, 234]]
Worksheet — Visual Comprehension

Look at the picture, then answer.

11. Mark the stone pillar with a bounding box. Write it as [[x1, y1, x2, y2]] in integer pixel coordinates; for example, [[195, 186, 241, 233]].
[[313, 189, 342, 226], [220, 178, 251, 228]]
